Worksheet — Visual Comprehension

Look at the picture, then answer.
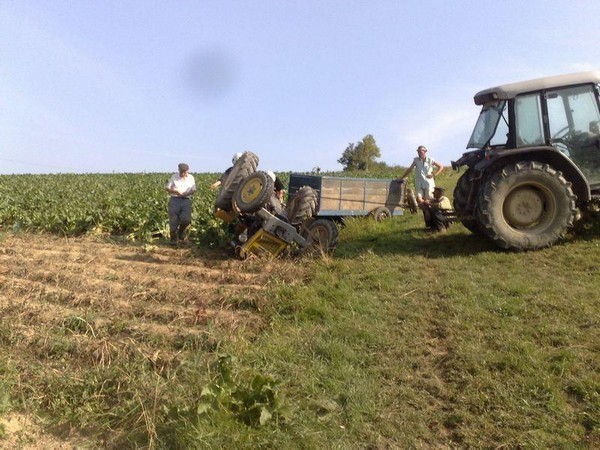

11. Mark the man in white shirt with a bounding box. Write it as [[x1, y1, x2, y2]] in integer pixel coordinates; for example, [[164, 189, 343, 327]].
[[166, 163, 197, 244], [399, 145, 444, 203]]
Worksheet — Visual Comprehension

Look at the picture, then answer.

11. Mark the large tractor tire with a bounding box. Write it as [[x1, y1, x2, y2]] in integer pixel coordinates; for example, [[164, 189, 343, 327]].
[[215, 152, 259, 211], [234, 171, 275, 214], [301, 218, 339, 254], [453, 170, 482, 234], [286, 186, 318, 224], [477, 161, 577, 250]]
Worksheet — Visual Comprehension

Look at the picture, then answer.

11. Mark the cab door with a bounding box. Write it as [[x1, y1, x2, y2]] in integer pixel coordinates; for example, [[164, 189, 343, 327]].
[[546, 84, 600, 188]]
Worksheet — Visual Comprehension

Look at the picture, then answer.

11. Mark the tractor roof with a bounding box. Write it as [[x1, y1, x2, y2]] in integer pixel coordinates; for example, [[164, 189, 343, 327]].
[[474, 71, 600, 105]]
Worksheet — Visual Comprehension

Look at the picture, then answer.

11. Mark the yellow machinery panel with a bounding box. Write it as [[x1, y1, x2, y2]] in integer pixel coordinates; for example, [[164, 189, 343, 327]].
[[239, 229, 288, 259]]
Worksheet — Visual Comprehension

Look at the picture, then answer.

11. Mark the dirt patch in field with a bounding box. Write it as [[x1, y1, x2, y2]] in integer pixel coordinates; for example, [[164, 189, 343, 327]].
[[0, 412, 95, 449], [0, 231, 294, 446], [0, 232, 280, 333]]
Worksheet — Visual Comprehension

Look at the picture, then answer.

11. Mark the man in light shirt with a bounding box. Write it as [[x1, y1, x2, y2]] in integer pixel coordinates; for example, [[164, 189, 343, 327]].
[[166, 163, 197, 244], [399, 145, 444, 203]]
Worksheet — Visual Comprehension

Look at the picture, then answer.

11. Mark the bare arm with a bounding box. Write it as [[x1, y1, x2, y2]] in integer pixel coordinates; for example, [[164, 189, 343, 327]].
[[426, 161, 444, 179], [166, 178, 179, 195], [400, 162, 416, 180]]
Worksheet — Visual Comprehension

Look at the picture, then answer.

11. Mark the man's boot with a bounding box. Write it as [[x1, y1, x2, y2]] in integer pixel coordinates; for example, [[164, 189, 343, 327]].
[[178, 226, 186, 242]]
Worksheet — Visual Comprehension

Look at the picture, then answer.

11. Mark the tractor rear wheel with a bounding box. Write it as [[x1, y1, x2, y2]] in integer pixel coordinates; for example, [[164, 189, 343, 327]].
[[215, 152, 259, 211], [477, 161, 577, 250], [286, 186, 318, 224], [453, 170, 481, 234]]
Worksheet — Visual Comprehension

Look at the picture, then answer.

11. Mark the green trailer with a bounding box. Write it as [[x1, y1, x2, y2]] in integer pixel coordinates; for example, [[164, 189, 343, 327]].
[[288, 173, 411, 221]]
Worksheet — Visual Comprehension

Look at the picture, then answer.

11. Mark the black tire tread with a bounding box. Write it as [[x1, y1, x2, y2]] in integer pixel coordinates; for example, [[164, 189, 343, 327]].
[[477, 161, 577, 250], [215, 152, 259, 211], [286, 186, 318, 224], [453, 170, 481, 234]]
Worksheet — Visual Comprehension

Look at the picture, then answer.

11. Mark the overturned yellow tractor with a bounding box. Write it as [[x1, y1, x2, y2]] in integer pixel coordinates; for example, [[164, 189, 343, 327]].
[[214, 152, 338, 258]]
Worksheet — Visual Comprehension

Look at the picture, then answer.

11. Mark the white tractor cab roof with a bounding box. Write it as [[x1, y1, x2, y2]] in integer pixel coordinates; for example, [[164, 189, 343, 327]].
[[474, 71, 600, 105]]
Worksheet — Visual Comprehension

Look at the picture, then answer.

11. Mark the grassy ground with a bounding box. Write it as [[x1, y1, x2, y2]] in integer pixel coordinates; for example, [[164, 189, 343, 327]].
[[1, 171, 599, 447], [212, 214, 599, 448]]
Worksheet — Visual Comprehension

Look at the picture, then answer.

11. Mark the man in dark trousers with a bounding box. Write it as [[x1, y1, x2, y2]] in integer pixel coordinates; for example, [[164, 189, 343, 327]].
[[166, 162, 197, 244], [420, 186, 452, 232]]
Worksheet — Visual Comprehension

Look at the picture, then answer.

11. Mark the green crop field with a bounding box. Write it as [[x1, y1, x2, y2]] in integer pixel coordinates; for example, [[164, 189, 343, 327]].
[[0, 172, 220, 240], [0, 169, 598, 448]]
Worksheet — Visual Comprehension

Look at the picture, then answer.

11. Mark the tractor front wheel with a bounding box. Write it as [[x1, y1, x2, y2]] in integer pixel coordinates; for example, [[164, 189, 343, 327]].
[[234, 171, 275, 214]]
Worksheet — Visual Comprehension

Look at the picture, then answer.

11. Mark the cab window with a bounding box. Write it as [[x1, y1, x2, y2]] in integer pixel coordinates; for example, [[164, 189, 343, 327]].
[[515, 94, 544, 147]]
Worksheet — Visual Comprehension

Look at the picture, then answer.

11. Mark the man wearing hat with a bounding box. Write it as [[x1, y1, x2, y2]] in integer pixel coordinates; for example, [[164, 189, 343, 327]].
[[166, 163, 197, 244], [399, 145, 444, 203], [420, 186, 452, 232]]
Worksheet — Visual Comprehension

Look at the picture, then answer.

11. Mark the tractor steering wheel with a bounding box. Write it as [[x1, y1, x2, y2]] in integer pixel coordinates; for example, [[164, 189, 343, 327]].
[[551, 125, 571, 141]]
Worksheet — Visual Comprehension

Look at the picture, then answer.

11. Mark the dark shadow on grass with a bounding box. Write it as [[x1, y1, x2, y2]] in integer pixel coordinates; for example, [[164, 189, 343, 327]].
[[336, 221, 594, 259], [341, 224, 527, 258], [336, 226, 498, 259]]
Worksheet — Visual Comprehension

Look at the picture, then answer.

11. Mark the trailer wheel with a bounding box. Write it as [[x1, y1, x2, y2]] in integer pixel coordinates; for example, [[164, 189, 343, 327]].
[[235, 171, 275, 214], [215, 152, 259, 211], [478, 161, 577, 250], [301, 218, 339, 254], [369, 206, 391, 221], [406, 188, 419, 213], [286, 186, 318, 224]]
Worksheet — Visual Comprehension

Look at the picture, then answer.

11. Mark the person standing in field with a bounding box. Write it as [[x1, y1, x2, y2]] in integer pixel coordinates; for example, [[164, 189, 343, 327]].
[[166, 162, 196, 244], [399, 145, 444, 203]]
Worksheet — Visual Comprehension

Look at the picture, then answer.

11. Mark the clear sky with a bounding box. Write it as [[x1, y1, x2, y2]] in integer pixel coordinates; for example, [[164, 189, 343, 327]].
[[2, 1, 600, 175]]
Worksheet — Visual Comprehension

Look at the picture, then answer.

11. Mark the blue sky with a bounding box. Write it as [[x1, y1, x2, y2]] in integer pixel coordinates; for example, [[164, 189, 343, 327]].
[[2, 1, 600, 174]]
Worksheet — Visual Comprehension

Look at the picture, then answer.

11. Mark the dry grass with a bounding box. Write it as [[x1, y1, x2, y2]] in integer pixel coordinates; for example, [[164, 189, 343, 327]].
[[0, 231, 288, 446]]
